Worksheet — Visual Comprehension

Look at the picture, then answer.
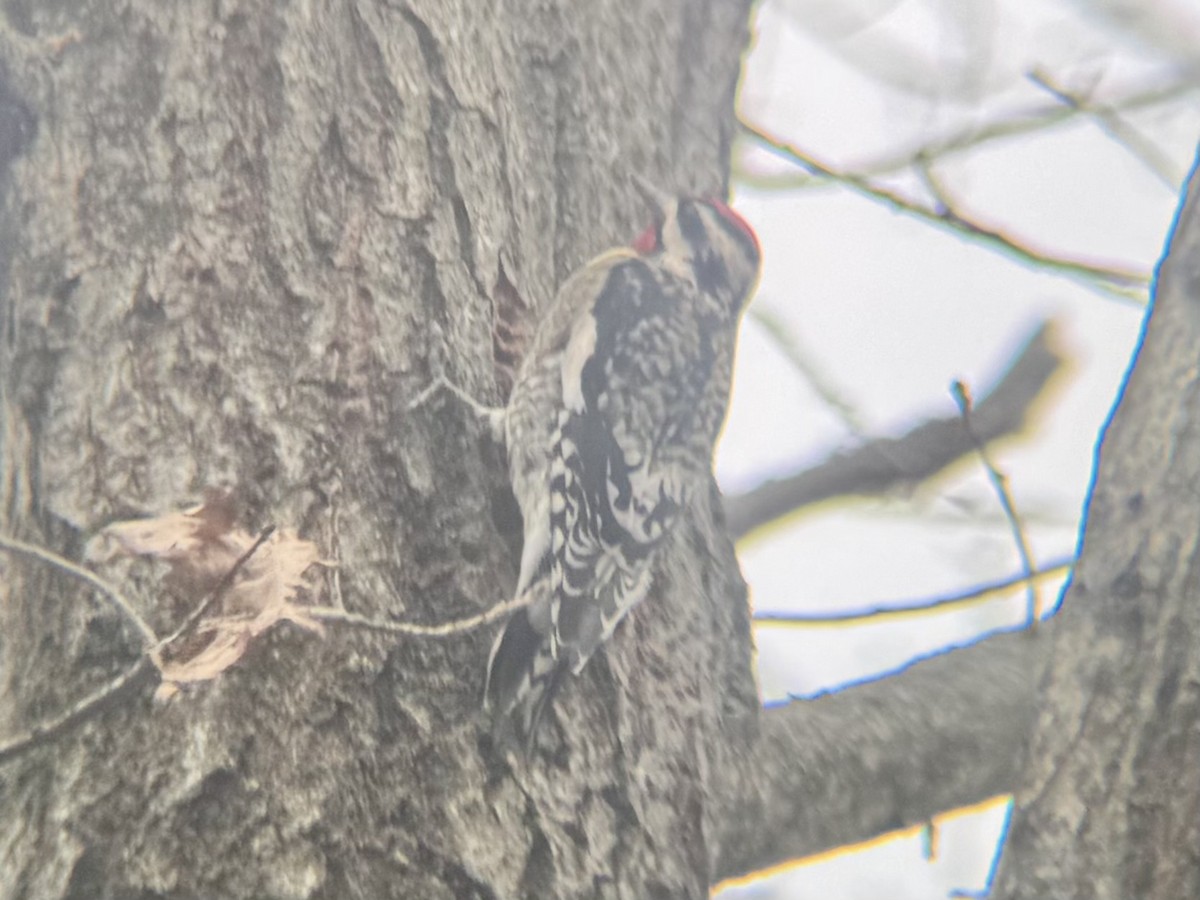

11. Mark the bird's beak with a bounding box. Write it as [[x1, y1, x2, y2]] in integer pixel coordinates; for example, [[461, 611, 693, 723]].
[[630, 173, 672, 219]]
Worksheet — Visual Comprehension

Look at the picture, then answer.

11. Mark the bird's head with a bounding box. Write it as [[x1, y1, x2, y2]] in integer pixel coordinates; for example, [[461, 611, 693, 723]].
[[629, 175, 762, 308]]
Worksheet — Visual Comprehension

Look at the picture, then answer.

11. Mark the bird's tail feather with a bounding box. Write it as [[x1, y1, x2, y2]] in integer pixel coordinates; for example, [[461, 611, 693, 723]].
[[483, 607, 567, 756]]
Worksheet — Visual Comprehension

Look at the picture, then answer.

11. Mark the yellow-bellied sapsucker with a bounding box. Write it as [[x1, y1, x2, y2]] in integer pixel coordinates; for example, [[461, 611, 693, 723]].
[[470, 178, 761, 752], [408, 181, 760, 750]]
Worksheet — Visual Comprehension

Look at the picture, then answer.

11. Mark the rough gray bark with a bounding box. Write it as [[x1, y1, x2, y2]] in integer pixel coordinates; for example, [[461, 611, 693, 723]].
[[0, 2, 762, 897], [992, 151, 1200, 899], [4, 0, 1196, 896]]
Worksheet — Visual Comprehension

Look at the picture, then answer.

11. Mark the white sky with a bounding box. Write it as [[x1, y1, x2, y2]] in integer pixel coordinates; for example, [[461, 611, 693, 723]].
[[713, 0, 1200, 896]]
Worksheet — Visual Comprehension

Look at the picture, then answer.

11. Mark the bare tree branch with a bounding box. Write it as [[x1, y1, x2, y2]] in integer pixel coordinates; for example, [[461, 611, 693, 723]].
[[712, 625, 1048, 885], [737, 119, 1152, 303], [1027, 68, 1186, 191], [723, 319, 1066, 540], [736, 77, 1197, 188], [952, 381, 1041, 625], [753, 556, 1072, 626]]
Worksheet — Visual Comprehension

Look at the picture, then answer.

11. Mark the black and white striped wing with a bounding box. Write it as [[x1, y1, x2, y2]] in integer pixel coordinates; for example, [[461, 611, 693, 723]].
[[549, 258, 713, 669]]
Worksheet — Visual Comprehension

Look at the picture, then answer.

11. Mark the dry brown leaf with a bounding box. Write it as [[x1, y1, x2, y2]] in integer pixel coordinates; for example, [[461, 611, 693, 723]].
[[97, 488, 253, 599], [152, 629, 252, 701], [95, 490, 331, 698]]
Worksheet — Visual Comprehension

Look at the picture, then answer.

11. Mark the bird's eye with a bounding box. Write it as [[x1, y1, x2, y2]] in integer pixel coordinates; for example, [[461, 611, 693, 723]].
[[632, 223, 661, 254]]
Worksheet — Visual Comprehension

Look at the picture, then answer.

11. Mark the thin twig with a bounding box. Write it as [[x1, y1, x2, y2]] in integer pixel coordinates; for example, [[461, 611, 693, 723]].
[[0, 526, 276, 767], [748, 305, 869, 437], [307, 591, 529, 637], [736, 118, 1151, 305], [735, 77, 1197, 189], [952, 381, 1040, 628], [0, 522, 521, 768], [914, 155, 953, 214], [407, 375, 507, 444], [753, 556, 1072, 626], [0, 534, 158, 648], [1027, 68, 1184, 191], [0, 658, 154, 765]]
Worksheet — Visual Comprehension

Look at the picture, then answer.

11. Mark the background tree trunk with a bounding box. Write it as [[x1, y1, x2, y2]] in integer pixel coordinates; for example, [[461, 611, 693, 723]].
[[0, 2, 759, 897], [992, 151, 1200, 900]]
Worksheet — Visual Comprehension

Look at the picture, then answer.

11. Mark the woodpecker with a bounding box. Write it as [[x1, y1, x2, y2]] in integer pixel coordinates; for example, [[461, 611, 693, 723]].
[[459, 180, 760, 752]]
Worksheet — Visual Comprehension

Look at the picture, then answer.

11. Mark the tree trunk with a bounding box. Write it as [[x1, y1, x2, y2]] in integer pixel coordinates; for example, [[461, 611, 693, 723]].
[[0, 2, 760, 897], [6, 1, 1198, 896], [992, 151, 1200, 899]]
